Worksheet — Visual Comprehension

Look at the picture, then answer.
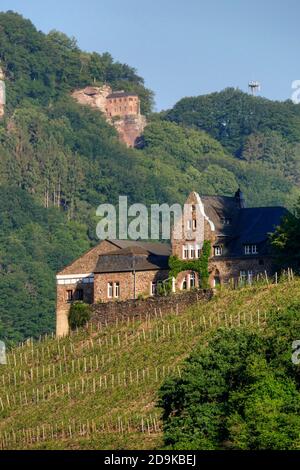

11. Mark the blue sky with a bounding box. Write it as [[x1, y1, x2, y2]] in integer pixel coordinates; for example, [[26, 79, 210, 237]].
[[0, 0, 299, 110]]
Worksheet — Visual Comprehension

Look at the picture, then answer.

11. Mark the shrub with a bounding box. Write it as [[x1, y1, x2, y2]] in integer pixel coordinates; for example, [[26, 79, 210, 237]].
[[68, 302, 91, 330]]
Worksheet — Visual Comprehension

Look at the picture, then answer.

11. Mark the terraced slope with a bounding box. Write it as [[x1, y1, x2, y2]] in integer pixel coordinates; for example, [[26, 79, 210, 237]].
[[1, 279, 299, 450]]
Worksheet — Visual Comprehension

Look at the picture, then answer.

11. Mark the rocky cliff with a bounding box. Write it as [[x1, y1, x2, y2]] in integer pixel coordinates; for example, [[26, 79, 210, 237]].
[[71, 86, 146, 147]]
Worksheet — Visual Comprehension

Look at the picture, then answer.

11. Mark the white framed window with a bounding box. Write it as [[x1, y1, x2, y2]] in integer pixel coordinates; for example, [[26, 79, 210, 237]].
[[192, 219, 197, 230], [239, 270, 247, 281], [114, 282, 120, 298], [197, 246, 201, 258], [187, 220, 192, 230], [247, 271, 253, 283], [181, 277, 187, 290], [190, 246, 196, 258], [107, 282, 113, 298], [214, 245, 222, 256], [183, 245, 189, 259], [244, 244, 258, 255], [190, 272, 196, 288], [150, 282, 157, 296]]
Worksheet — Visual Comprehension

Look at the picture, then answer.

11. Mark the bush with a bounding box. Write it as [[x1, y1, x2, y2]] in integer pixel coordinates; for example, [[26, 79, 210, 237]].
[[68, 302, 91, 330]]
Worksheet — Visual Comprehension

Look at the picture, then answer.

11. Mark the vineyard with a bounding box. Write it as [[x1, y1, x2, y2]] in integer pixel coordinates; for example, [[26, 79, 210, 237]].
[[1, 279, 300, 450]]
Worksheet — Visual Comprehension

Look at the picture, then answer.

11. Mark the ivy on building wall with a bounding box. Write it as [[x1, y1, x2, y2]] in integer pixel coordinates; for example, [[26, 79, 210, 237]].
[[168, 240, 211, 289]]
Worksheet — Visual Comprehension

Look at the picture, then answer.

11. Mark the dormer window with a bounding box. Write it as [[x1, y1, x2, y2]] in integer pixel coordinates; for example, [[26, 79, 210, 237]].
[[244, 244, 258, 255], [221, 217, 232, 225], [214, 245, 223, 256]]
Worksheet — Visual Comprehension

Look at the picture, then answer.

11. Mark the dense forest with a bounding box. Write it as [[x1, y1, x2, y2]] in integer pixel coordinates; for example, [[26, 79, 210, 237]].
[[159, 300, 300, 450], [1, 11, 300, 342]]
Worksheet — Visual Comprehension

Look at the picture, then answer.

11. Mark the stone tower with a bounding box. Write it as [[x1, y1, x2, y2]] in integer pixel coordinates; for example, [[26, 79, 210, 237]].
[[0, 65, 5, 119]]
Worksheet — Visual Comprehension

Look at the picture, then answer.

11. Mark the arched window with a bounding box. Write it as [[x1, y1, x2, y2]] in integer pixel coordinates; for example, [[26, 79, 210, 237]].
[[190, 272, 196, 288], [181, 277, 187, 290]]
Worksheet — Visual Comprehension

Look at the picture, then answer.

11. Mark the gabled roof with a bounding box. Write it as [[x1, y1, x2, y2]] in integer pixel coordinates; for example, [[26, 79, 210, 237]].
[[201, 195, 240, 235], [201, 194, 288, 257], [95, 243, 170, 273], [109, 240, 171, 256]]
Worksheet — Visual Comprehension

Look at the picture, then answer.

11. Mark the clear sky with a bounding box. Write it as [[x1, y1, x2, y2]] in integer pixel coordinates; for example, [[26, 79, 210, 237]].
[[1, 0, 299, 110]]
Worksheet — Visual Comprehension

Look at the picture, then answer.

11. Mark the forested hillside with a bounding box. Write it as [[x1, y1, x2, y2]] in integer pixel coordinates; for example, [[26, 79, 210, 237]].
[[1, 11, 300, 342]]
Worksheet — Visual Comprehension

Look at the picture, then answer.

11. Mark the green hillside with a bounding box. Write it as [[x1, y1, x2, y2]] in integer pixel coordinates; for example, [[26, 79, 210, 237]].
[[0, 279, 299, 450], [1, 11, 300, 342]]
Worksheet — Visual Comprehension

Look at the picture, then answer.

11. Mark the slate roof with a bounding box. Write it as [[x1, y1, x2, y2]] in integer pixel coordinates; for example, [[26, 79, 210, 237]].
[[201, 194, 288, 257], [95, 241, 171, 273]]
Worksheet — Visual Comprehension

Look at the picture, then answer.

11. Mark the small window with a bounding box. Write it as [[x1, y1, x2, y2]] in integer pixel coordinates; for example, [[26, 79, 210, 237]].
[[114, 282, 120, 298], [66, 290, 73, 302], [107, 282, 113, 298], [187, 220, 192, 230], [214, 246, 222, 256], [245, 244, 258, 255], [197, 247, 201, 258], [190, 272, 196, 288], [221, 217, 232, 225], [151, 282, 157, 296], [244, 245, 251, 255], [183, 246, 189, 259], [192, 219, 197, 230], [239, 270, 247, 281], [190, 246, 196, 258]]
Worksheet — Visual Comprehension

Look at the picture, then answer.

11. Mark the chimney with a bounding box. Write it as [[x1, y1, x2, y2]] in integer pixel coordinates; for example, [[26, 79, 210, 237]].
[[235, 188, 246, 209]]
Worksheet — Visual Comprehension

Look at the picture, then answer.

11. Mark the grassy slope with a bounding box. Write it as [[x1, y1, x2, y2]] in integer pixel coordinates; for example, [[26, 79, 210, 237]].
[[0, 279, 299, 450]]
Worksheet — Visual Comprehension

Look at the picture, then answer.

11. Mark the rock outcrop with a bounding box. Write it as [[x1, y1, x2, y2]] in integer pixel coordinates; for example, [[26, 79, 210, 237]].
[[71, 86, 146, 148]]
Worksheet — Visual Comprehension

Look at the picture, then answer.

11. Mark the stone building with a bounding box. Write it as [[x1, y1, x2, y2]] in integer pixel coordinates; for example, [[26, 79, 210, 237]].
[[56, 240, 170, 336], [71, 86, 146, 147], [56, 189, 287, 336], [172, 189, 287, 290]]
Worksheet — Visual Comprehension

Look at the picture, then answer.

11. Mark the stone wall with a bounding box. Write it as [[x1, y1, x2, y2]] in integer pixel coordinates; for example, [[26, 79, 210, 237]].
[[106, 95, 140, 117], [91, 289, 213, 325], [209, 256, 274, 285], [94, 269, 169, 302]]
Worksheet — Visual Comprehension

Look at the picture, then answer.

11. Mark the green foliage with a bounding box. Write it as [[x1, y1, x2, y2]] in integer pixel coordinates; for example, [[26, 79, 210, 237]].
[[271, 198, 300, 270], [165, 87, 300, 156], [0, 11, 299, 343], [68, 302, 91, 330], [159, 302, 300, 450], [0, 11, 153, 113], [0, 187, 90, 344], [169, 241, 211, 288]]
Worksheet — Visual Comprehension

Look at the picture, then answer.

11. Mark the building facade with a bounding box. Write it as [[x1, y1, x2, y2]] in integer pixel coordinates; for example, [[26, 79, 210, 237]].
[[56, 190, 287, 336]]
